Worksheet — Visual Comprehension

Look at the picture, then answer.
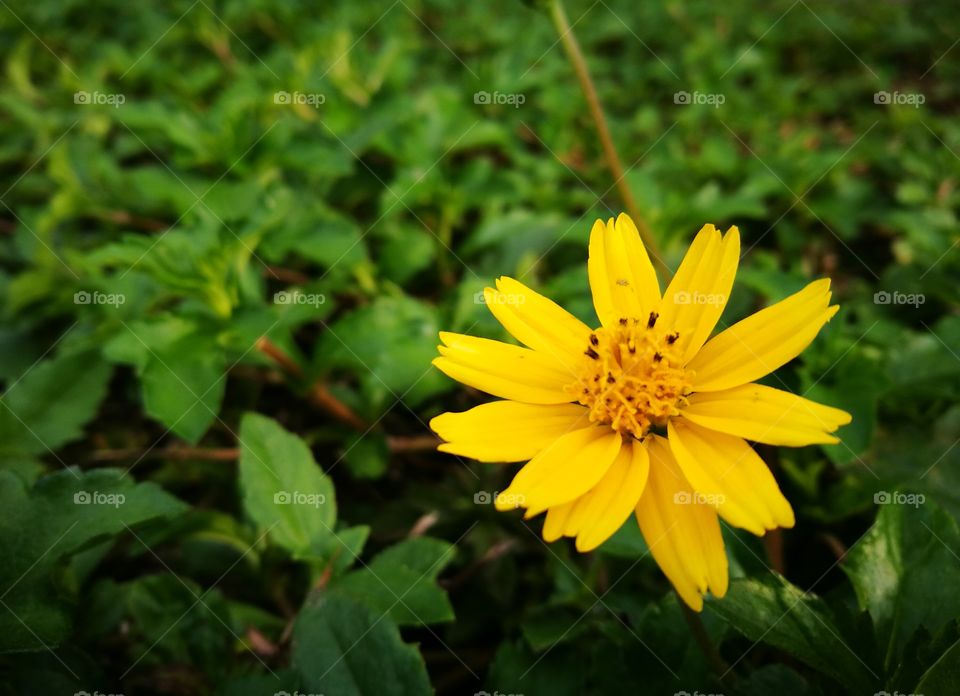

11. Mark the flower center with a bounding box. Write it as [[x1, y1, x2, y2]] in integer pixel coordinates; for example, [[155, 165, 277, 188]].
[[565, 312, 694, 439]]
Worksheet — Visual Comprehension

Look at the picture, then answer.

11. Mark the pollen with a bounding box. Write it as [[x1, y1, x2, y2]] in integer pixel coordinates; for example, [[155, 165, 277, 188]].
[[565, 312, 694, 439]]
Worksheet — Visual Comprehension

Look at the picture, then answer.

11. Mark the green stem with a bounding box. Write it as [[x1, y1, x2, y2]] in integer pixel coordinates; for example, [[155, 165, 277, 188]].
[[679, 595, 732, 682], [548, 0, 669, 280]]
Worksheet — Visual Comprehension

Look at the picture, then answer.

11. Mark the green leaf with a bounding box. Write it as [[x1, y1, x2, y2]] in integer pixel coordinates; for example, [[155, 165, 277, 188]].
[[337, 537, 456, 626], [237, 413, 336, 558], [843, 498, 960, 664], [316, 296, 449, 413], [707, 576, 877, 691], [916, 636, 960, 693], [291, 592, 431, 696], [0, 468, 186, 652], [0, 350, 111, 457], [141, 333, 227, 444]]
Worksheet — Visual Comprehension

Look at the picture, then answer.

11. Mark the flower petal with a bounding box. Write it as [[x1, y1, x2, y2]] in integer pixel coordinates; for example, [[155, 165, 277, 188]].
[[668, 418, 795, 536], [430, 401, 590, 462], [635, 435, 728, 611], [659, 225, 740, 362], [588, 214, 661, 327], [688, 279, 839, 392], [483, 277, 592, 360], [496, 426, 622, 514], [682, 383, 852, 446], [571, 439, 650, 551], [434, 332, 574, 403]]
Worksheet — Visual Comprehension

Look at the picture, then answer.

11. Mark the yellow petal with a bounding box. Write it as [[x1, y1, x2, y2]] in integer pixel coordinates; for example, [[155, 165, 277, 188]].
[[668, 418, 795, 536], [434, 332, 574, 403], [688, 279, 839, 392], [483, 277, 592, 360], [659, 225, 740, 362], [682, 383, 852, 446], [635, 435, 728, 611], [496, 426, 622, 514], [571, 439, 650, 552], [543, 500, 576, 542], [588, 214, 661, 328], [430, 401, 590, 462]]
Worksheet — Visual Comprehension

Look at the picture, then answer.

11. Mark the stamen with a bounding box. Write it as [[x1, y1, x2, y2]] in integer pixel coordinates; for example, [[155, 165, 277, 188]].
[[565, 319, 694, 439]]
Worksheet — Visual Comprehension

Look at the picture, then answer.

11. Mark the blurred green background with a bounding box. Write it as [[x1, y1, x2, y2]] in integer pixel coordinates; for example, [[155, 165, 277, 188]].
[[0, 0, 958, 694]]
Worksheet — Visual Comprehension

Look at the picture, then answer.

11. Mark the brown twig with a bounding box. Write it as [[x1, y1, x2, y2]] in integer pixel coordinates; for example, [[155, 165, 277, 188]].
[[764, 528, 786, 574], [89, 446, 239, 462], [548, 0, 669, 280]]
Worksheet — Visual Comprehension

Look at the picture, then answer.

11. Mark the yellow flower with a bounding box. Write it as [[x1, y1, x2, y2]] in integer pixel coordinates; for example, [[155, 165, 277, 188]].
[[430, 213, 851, 610]]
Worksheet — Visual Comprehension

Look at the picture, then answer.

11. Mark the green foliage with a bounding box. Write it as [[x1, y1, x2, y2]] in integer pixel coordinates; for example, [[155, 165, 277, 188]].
[[0, 0, 958, 693]]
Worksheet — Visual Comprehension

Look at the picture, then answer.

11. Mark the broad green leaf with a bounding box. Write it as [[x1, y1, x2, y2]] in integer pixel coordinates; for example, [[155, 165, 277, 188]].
[[843, 499, 960, 664], [292, 593, 431, 696], [337, 537, 456, 626], [0, 350, 111, 457], [916, 636, 960, 694], [140, 332, 227, 444], [707, 576, 877, 692], [0, 468, 186, 652], [316, 296, 449, 413], [237, 413, 336, 558]]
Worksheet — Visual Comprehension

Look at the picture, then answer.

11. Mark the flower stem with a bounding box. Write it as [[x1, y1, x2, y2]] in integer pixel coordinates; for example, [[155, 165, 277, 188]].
[[678, 596, 731, 682], [548, 0, 669, 279]]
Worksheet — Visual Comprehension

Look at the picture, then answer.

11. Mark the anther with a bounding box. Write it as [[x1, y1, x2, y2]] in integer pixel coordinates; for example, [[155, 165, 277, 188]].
[[647, 311, 659, 328], [666, 332, 680, 344]]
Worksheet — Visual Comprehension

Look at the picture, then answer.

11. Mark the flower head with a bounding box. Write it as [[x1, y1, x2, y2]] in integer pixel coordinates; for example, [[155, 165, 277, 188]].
[[430, 214, 851, 610]]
